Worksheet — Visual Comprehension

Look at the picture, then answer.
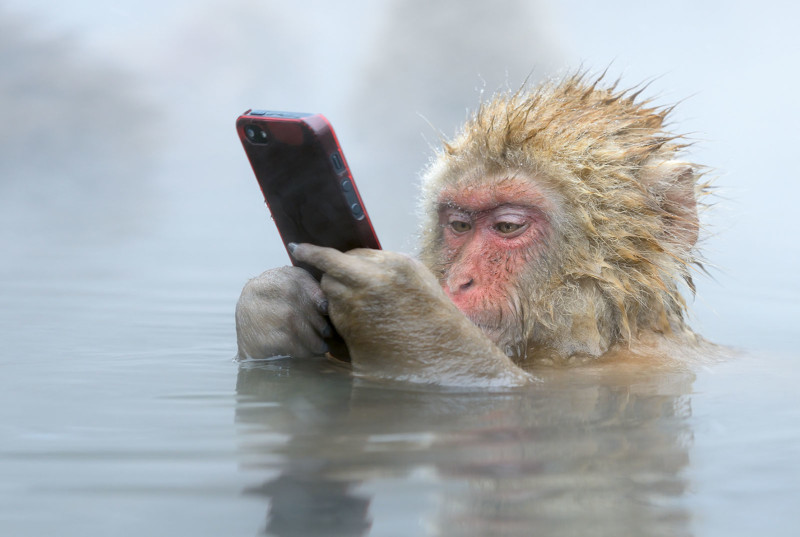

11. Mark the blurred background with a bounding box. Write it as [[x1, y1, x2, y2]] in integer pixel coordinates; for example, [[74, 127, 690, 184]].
[[1, 1, 799, 535], [2, 0, 798, 352]]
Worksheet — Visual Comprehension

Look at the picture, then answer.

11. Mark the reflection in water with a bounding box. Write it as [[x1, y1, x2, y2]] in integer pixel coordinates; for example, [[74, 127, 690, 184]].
[[247, 476, 371, 537], [235, 358, 695, 536], [0, 2, 797, 536]]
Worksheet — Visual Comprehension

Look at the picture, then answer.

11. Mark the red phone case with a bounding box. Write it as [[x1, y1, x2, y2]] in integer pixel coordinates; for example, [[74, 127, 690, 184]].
[[237, 110, 381, 361], [236, 110, 380, 281]]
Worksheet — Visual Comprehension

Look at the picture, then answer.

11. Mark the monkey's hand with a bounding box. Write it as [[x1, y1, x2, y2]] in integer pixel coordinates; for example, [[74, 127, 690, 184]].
[[235, 266, 332, 359], [291, 243, 534, 387]]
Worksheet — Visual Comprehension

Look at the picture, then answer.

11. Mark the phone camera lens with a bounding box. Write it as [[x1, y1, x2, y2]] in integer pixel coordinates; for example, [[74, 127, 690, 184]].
[[245, 125, 268, 144]]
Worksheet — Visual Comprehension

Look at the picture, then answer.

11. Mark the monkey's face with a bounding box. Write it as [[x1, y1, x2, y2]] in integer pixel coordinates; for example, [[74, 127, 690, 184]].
[[435, 176, 556, 350], [418, 77, 705, 360]]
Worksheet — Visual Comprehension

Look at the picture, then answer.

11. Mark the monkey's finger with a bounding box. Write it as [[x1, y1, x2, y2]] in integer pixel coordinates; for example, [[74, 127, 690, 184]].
[[289, 278, 332, 343], [343, 247, 386, 261], [289, 243, 368, 285], [317, 277, 352, 333], [296, 272, 329, 315], [287, 317, 331, 356], [318, 275, 350, 303], [304, 307, 333, 339], [240, 321, 328, 359], [289, 334, 330, 357]]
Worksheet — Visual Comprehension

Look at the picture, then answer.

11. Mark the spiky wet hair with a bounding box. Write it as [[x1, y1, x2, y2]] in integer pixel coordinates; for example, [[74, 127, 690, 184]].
[[420, 73, 708, 355]]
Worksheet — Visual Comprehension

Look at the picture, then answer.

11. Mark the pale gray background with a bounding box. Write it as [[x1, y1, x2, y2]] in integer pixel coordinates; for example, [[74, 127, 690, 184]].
[[3, 0, 797, 351], [1, 2, 798, 536]]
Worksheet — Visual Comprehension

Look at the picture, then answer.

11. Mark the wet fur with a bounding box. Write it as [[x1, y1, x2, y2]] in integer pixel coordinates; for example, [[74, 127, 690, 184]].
[[419, 72, 709, 362]]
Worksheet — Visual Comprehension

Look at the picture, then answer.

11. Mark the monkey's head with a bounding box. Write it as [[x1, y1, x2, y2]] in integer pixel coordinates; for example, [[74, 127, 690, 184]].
[[419, 74, 707, 361]]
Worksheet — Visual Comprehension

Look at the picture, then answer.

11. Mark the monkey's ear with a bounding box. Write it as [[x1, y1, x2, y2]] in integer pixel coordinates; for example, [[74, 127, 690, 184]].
[[641, 161, 699, 249]]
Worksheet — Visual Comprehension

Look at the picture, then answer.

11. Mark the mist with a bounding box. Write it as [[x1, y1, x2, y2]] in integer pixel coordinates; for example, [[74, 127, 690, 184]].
[[2, 2, 799, 536]]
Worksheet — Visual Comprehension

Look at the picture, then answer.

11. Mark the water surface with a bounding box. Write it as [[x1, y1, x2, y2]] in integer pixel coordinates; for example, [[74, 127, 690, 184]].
[[2, 2, 799, 536]]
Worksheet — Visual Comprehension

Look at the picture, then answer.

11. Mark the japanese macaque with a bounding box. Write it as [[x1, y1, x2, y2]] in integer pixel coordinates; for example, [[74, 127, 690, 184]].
[[235, 73, 709, 386]]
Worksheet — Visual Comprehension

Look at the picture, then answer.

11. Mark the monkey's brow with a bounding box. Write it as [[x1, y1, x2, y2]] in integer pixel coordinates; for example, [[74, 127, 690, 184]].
[[437, 202, 532, 216], [438, 202, 471, 213]]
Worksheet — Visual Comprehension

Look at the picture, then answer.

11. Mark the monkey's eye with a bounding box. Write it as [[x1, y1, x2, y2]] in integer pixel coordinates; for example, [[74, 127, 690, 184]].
[[449, 220, 472, 233], [494, 222, 524, 234]]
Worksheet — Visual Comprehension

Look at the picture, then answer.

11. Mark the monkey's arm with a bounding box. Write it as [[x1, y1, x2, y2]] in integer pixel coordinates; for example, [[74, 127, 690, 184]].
[[291, 243, 534, 387], [235, 266, 332, 359]]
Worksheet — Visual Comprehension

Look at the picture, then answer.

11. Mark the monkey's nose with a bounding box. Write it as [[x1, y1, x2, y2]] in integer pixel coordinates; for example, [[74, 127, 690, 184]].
[[446, 277, 474, 297]]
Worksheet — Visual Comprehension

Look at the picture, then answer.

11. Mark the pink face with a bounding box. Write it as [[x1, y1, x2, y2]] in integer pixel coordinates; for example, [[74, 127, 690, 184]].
[[437, 177, 554, 337]]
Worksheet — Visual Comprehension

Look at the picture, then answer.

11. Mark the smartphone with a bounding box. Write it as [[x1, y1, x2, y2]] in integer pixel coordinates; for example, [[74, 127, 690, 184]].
[[236, 110, 381, 281], [237, 110, 381, 361]]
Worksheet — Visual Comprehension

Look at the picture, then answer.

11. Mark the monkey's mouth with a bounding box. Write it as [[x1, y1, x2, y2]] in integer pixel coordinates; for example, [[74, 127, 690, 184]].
[[460, 305, 525, 350], [471, 317, 528, 360], [464, 311, 508, 339], [475, 323, 504, 342], [445, 288, 523, 346]]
